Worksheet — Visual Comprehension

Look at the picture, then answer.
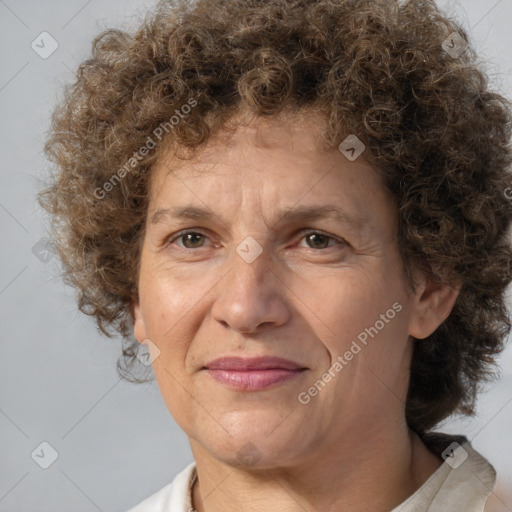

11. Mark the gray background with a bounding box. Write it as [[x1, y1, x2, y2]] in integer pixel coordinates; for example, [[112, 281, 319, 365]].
[[1, 0, 511, 510]]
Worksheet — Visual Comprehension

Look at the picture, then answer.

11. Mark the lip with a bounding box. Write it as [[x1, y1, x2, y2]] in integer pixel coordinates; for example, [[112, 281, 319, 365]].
[[203, 356, 308, 391], [204, 356, 305, 371]]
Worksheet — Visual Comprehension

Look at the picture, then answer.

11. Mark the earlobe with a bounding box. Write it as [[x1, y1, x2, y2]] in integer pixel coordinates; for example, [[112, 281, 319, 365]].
[[408, 276, 461, 340]]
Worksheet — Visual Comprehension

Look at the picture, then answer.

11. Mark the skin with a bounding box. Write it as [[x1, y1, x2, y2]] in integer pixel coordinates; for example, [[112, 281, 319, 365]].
[[132, 109, 460, 512]]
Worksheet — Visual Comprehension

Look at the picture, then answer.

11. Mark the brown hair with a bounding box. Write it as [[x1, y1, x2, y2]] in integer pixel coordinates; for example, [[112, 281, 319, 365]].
[[38, 0, 512, 435]]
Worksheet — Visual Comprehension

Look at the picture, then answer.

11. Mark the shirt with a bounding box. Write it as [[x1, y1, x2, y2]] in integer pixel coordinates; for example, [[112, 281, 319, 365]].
[[126, 432, 496, 512]]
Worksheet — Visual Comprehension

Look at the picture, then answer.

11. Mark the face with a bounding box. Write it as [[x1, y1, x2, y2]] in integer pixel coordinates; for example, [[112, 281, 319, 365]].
[[133, 111, 447, 469]]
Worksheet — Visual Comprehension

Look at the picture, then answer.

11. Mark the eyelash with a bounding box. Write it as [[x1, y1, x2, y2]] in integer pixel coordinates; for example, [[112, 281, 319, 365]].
[[164, 229, 348, 251]]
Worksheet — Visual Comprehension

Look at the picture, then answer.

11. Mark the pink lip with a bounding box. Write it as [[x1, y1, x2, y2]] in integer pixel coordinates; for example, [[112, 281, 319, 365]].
[[206, 368, 306, 390], [205, 356, 305, 371], [204, 356, 307, 391]]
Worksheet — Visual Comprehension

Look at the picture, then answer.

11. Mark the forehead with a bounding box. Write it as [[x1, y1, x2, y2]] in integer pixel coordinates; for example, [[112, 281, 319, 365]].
[[152, 109, 334, 173], [146, 111, 397, 237]]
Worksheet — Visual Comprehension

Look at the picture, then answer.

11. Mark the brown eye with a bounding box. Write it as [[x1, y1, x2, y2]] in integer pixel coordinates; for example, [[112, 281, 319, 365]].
[[180, 232, 206, 248], [298, 231, 344, 250], [167, 230, 210, 249], [305, 233, 331, 249]]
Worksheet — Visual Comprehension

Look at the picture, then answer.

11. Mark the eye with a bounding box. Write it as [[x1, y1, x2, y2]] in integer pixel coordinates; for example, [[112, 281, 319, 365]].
[[164, 229, 347, 251], [297, 230, 347, 250], [167, 230, 211, 249]]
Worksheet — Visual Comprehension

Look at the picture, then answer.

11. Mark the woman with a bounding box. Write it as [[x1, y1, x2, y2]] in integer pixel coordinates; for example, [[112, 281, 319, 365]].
[[38, 0, 512, 510]]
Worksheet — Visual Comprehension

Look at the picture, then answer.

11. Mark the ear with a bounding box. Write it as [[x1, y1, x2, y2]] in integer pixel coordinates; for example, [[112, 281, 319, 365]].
[[131, 299, 148, 344], [408, 272, 461, 340]]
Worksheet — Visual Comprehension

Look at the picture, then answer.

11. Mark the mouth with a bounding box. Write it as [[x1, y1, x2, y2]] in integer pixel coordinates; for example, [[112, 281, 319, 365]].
[[204, 356, 306, 371], [203, 356, 308, 391]]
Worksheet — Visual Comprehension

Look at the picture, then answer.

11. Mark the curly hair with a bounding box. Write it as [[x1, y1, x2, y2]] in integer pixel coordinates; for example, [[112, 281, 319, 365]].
[[38, 0, 512, 435]]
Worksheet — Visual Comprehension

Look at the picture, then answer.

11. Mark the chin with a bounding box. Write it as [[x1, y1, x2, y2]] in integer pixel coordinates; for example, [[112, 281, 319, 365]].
[[200, 425, 308, 470]]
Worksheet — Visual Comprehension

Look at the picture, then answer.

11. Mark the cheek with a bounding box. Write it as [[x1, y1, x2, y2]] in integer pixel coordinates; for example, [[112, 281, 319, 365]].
[[141, 271, 198, 337], [135, 287, 189, 381], [143, 283, 208, 431], [314, 269, 406, 354], [322, 271, 378, 317], [151, 359, 198, 434]]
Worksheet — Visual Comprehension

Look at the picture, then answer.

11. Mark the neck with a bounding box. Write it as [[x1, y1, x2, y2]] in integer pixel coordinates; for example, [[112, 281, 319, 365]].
[[189, 423, 442, 512]]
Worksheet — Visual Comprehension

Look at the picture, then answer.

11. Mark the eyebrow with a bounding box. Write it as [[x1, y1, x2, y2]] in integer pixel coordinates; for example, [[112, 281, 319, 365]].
[[150, 204, 372, 233]]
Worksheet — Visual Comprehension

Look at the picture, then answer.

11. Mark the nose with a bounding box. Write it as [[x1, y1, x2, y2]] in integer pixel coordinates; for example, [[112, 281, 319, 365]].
[[210, 241, 291, 334]]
